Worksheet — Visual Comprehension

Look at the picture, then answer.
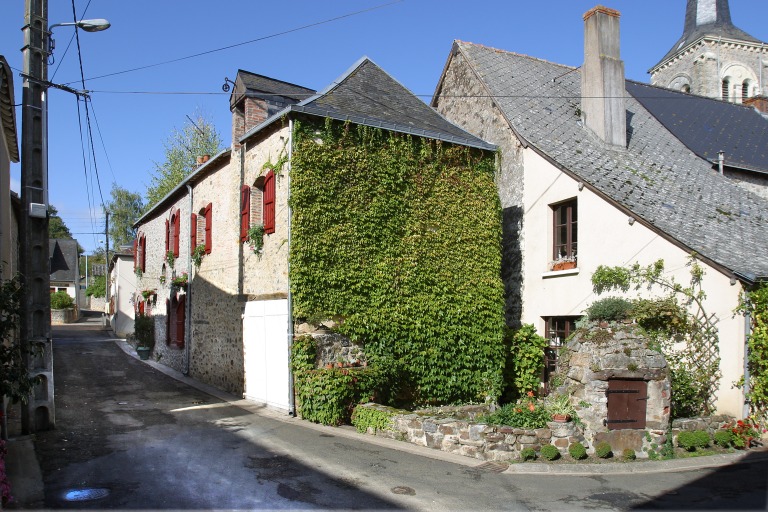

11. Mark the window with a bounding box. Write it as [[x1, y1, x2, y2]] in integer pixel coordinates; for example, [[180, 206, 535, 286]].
[[722, 78, 730, 101], [166, 211, 180, 258], [552, 199, 577, 267], [240, 185, 250, 242], [263, 169, 275, 234], [742, 81, 750, 102], [190, 213, 197, 250], [543, 316, 580, 393], [204, 203, 212, 254], [134, 233, 146, 272]]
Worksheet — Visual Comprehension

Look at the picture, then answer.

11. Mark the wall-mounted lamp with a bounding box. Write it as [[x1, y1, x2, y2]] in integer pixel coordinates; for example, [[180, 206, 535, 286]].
[[222, 77, 235, 92], [578, 182, 584, 191], [628, 216, 635, 225], [730, 276, 737, 286]]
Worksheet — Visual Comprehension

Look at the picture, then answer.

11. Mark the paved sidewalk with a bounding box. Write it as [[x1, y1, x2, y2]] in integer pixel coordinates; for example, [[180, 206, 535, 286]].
[[4, 314, 767, 507]]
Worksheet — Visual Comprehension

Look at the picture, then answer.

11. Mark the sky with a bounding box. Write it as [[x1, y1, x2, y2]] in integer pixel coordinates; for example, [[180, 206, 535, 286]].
[[2, 0, 767, 254]]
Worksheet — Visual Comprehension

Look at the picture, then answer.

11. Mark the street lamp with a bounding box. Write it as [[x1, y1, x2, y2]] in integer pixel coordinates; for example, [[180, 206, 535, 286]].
[[47, 19, 111, 59], [19, 1, 110, 433]]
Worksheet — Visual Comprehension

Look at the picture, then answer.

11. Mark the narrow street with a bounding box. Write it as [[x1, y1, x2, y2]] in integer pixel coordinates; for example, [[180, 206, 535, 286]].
[[23, 316, 768, 510]]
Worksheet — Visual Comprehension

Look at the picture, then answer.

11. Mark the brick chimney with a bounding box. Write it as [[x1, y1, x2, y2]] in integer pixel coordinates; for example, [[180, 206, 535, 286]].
[[581, 6, 627, 148], [232, 96, 269, 150]]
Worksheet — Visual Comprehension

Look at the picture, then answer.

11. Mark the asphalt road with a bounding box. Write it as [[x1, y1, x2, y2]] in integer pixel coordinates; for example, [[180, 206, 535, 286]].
[[31, 318, 768, 510]]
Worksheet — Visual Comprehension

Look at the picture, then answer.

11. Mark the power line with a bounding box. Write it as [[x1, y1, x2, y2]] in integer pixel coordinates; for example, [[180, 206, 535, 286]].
[[62, 0, 403, 86]]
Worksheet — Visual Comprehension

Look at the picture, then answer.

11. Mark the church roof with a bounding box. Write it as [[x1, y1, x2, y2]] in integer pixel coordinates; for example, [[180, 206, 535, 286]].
[[442, 40, 768, 281], [627, 81, 768, 176], [652, 0, 765, 70]]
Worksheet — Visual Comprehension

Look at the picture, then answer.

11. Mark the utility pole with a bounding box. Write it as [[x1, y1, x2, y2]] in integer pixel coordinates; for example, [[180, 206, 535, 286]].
[[20, 0, 55, 432]]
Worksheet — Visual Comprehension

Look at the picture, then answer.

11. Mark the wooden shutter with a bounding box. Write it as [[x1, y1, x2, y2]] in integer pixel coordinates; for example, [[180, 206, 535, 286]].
[[190, 213, 198, 250], [175, 295, 186, 348], [204, 203, 212, 254], [173, 213, 180, 258], [264, 170, 275, 234], [166, 299, 172, 345], [240, 185, 251, 242], [140, 235, 147, 272], [133, 239, 138, 270], [165, 219, 169, 253]]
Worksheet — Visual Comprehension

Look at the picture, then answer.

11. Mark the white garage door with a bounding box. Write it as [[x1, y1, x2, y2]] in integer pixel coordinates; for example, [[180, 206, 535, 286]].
[[242, 299, 290, 411]]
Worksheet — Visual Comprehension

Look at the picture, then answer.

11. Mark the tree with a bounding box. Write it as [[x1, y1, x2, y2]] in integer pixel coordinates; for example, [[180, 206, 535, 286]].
[[144, 112, 224, 209], [48, 204, 73, 240], [106, 184, 144, 249]]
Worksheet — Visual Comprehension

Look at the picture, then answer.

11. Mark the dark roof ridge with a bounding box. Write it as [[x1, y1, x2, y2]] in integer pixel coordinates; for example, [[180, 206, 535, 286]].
[[235, 68, 316, 93]]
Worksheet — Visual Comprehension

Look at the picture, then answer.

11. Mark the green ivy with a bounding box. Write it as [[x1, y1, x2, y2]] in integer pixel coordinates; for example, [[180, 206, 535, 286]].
[[191, 244, 206, 268], [506, 324, 548, 399], [0, 274, 40, 403], [351, 406, 395, 433], [737, 283, 768, 420], [289, 119, 505, 405]]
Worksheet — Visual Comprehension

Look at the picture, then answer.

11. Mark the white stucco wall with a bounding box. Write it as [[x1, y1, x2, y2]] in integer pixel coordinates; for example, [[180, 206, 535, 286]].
[[110, 254, 137, 338], [521, 148, 747, 417]]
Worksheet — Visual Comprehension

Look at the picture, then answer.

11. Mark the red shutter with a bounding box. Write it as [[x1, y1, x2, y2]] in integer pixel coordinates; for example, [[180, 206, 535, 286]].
[[175, 295, 186, 348], [133, 239, 138, 270], [190, 213, 198, 250], [166, 299, 171, 344], [165, 219, 169, 253], [240, 185, 250, 242], [140, 235, 147, 272], [264, 170, 275, 234], [204, 203, 212, 254], [173, 212, 180, 258]]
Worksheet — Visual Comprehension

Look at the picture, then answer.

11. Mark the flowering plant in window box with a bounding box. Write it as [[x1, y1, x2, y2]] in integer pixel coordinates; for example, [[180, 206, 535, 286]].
[[245, 225, 265, 254], [550, 255, 577, 271], [171, 272, 188, 288], [141, 289, 157, 302], [166, 250, 175, 269], [159, 275, 166, 285], [192, 244, 206, 268]]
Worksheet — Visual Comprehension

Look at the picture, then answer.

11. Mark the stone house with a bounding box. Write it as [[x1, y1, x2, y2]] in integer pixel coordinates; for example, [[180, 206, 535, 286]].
[[431, 6, 768, 419], [49, 238, 81, 320], [133, 57, 497, 411]]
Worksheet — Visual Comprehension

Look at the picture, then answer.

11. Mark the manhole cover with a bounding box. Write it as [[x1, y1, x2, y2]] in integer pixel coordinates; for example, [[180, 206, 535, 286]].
[[391, 486, 415, 496], [63, 488, 110, 502], [475, 461, 509, 473]]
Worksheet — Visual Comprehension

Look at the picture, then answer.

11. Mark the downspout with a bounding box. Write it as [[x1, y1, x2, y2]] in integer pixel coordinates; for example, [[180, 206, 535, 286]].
[[184, 183, 193, 375], [287, 119, 296, 417], [718, 151, 724, 175], [743, 309, 751, 419]]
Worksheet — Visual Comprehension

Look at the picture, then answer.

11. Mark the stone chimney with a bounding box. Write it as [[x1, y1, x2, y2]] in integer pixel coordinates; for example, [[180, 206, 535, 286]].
[[581, 6, 627, 148]]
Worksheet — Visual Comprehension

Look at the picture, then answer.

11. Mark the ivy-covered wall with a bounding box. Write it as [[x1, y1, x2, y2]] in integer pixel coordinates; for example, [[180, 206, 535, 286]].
[[289, 118, 506, 404]]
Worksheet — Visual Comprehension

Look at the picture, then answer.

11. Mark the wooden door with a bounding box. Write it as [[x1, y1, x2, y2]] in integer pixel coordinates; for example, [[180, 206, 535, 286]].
[[606, 379, 647, 429]]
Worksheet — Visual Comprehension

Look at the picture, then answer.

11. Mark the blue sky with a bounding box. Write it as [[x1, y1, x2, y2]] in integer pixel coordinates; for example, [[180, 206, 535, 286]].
[[2, 1, 767, 254]]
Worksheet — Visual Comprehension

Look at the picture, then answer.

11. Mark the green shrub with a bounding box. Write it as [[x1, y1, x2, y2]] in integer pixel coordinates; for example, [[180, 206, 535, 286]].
[[134, 314, 155, 349], [351, 406, 394, 434], [506, 325, 548, 399], [479, 394, 550, 429], [540, 444, 560, 461], [585, 297, 633, 322], [50, 291, 74, 309], [569, 442, 587, 460], [677, 430, 710, 451], [519, 447, 536, 461], [595, 441, 613, 458], [713, 430, 734, 448], [85, 275, 106, 298], [622, 448, 636, 461]]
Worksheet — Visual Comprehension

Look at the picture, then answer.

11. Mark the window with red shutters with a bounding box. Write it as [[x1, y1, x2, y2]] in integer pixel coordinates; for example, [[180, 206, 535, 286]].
[[240, 185, 250, 242], [173, 211, 181, 258], [263, 170, 275, 234], [190, 213, 197, 250], [204, 203, 212, 254]]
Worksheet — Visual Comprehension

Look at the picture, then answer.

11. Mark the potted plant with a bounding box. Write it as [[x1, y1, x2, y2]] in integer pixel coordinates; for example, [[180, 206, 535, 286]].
[[141, 289, 157, 304], [245, 225, 265, 254], [192, 244, 206, 268], [166, 250, 175, 269], [545, 393, 576, 423], [171, 272, 188, 289], [550, 254, 577, 271], [134, 313, 154, 360]]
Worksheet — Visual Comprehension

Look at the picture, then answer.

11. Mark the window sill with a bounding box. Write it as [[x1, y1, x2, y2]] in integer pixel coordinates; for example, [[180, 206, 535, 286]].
[[542, 268, 580, 279]]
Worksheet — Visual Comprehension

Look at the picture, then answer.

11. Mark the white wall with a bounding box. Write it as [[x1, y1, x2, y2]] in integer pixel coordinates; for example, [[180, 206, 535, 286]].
[[521, 148, 747, 417]]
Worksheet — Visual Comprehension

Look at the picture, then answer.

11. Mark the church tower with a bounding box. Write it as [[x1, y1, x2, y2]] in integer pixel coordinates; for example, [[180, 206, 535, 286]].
[[649, 0, 767, 104]]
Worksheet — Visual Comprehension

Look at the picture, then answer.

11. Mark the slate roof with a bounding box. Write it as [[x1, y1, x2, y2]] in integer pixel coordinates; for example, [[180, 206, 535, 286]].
[[50, 239, 79, 283], [627, 81, 768, 175], [230, 69, 316, 110], [653, 0, 765, 70], [447, 41, 768, 281]]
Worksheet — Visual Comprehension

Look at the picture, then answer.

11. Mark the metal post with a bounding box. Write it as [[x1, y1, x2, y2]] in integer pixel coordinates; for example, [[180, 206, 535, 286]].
[[20, 0, 54, 432]]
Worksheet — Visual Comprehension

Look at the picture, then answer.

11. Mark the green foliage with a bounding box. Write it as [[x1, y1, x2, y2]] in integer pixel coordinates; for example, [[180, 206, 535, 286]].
[[568, 442, 587, 460], [595, 441, 613, 458], [290, 119, 505, 405], [47, 204, 73, 240], [622, 448, 636, 461], [736, 283, 768, 419], [351, 406, 394, 433], [106, 184, 144, 249], [724, 417, 761, 449], [519, 447, 537, 461], [134, 314, 155, 349], [544, 393, 577, 417], [585, 297, 633, 322], [245, 225, 265, 254], [591, 257, 720, 418], [507, 324, 548, 399], [166, 250, 175, 269], [192, 244, 206, 268], [540, 444, 560, 461], [50, 291, 74, 309], [85, 274, 106, 298], [0, 274, 40, 403], [677, 430, 710, 451], [713, 429, 734, 448], [479, 393, 550, 429], [145, 111, 224, 209]]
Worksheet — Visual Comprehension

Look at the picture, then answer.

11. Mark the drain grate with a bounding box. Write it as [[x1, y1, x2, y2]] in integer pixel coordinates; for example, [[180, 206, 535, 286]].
[[475, 461, 509, 473], [391, 486, 416, 496], [63, 488, 110, 502]]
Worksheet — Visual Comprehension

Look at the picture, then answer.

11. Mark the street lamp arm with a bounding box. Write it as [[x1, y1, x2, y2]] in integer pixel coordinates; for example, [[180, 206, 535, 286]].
[[49, 19, 111, 33]]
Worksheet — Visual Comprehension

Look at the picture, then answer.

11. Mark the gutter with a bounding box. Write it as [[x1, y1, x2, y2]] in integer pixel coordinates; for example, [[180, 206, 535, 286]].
[[287, 118, 296, 417], [184, 183, 193, 375]]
